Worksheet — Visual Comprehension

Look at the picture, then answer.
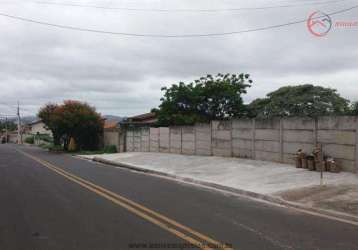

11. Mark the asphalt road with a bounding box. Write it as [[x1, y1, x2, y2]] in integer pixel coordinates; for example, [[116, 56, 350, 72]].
[[1, 144, 358, 250]]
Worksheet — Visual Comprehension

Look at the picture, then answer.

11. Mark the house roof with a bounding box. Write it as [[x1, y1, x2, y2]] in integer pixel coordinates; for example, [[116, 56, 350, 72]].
[[127, 112, 156, 121], [121, 112, 157, 126], [104, 121, 118, 129], [28, 119, 43, 126]]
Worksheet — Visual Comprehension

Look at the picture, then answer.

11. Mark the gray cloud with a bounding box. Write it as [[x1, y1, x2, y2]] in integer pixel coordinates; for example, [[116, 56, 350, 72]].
[[0, 0, 357, 117]]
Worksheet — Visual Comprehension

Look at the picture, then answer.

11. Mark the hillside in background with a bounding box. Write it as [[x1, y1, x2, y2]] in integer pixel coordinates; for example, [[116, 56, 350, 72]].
[[103, 115, 126, 122]]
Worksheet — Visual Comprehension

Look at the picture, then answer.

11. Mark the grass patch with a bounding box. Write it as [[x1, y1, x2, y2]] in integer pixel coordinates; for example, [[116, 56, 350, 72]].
[[104, 145, 117, 153], [38, 143, 118, 155], [73, 145, 118, 155], [38, 143, 63, 153], [74, 149, 106, 155], [25, 136, 34, 144]]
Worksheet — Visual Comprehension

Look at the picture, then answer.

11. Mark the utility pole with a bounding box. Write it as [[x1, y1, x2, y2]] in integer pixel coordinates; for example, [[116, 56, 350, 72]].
[[5, 116, 8, 144], [17, 101, 22, 144]]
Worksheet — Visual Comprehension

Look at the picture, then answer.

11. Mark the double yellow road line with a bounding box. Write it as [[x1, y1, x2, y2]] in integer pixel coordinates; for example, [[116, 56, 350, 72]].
[[17, 149, 233, 250]]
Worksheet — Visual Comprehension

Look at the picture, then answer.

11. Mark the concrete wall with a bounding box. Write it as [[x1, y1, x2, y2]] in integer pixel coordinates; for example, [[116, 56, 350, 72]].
[[124, 116, 358, 173], [159, 127, 170, 153], [149, 127, 159, 152], [317, 116, 357, 172], [104, 130, 119, 149], [140, 127, 150, 152], [103, 128, 125, 152], [170, 127, 182, 154], [212, 121, 232, 157], [282, 117, 315, 164], [232, 119, 253, 158], [195, 123, 211, 156], [8, 133, 18, 143], [255, 118, 281, 162], [182, 126, 195, 155]]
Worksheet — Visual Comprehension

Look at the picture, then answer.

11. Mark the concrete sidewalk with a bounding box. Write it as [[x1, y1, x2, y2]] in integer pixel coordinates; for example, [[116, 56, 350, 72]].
[[79, 152, 358, 219]]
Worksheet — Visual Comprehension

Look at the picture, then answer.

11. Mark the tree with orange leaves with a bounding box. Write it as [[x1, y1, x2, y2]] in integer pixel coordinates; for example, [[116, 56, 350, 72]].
[[38, 100, 103, 151]]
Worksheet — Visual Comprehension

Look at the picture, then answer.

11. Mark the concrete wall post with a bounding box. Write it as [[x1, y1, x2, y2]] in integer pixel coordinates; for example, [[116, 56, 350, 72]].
[[194, 125, 197, 155], [210, 121, 213, 156], [158, 127, 161, 152], [169, 127, 171, 153], [279, 118, 284, 162], [148, 126, 151, 152], [252, 119, 256, 160], [180, 126, 183, 154], [118, 129, 121, 152], [132, 128, 135, 151], [230, 120, 233, 157], [314, 117, 318, 146], [140, 127, 143, 152], [355, 118, 358, 174], [123, 127, 127, 152]]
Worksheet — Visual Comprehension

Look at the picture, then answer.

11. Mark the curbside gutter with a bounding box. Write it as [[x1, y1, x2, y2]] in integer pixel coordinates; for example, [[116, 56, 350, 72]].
[[91, 156, 358, 225]]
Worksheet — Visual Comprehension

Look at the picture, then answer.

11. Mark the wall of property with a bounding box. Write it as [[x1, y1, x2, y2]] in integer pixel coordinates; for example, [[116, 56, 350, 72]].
[[103, 128, 125, 152], [123, 116, 358, 173]]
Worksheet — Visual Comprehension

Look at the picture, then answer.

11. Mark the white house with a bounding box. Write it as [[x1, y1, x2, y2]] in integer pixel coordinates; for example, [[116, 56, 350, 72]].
[[29, 120, 52, 136]]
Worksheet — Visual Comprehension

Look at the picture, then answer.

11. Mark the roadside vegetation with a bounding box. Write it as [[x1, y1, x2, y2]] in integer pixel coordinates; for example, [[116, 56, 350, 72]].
[[38, 100, 103, 152], [247, 85, 350, 118], [152, 75, 357, 126], [0, 120, 16, 131], [24, 136, 34, 144], [33, 74, 358, 152], [152, 73, 252, 126], [73, 145, 118, 155]]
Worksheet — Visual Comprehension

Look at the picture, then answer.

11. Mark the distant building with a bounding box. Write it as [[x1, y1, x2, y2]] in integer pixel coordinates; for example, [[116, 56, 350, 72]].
[[28, 120, 52, 136], [121, 112, 157, 127], [102, 113, 157, 153], [103, 120, 119, 130], [102, 120, 122, 152]]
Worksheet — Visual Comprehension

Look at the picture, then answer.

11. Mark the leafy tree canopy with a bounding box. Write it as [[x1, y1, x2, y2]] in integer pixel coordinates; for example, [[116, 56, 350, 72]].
[[348, 101, 358, 115], [38, 100, 103, 150], [153, 73, 252, 126], [0, 120, 16, 131], [247, 84, 350, 118]]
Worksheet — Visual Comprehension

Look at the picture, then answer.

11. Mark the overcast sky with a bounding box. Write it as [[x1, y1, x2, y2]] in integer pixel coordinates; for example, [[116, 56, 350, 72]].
[[0, 0, 357, 117]]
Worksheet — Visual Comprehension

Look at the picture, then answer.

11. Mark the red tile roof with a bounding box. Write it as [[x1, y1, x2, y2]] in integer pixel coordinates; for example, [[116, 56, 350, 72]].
[[104, 121, 118, 129]]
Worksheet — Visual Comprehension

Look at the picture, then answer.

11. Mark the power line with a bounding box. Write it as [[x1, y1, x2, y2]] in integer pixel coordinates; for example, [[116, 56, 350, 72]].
[[0, 4, 357, 38], [0, 101, 33, 112], [31, 0, 348, 12], [0, 102, 17, 111]]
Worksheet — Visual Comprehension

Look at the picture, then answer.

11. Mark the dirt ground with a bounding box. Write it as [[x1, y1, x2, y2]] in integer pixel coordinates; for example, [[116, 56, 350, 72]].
[[276, 184, 358, 216]]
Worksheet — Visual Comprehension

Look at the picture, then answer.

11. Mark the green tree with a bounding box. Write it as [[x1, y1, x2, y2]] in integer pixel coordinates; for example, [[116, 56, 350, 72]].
[[153, 73, 252, 126], [0, 120, 17, 131], [247, 84, 349, 118], [348, 101, 358, 115], [38, 103, 62, 145], [38, 100, 104, 150]]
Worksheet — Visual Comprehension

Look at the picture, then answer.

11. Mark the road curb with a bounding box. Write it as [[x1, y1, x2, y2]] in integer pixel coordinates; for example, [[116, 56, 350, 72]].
[[91, 156, 358, 225]]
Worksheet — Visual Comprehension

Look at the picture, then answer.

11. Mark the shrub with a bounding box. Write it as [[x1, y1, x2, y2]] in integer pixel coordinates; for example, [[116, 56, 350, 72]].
[[25, 136, 34, 144], [38, 134, 53, 143], [39, 143, 63, 152], [48, 144, 64, 152], [104, 145, 117, 153], [38, 100, 104, 150], [38, 143, 48, 149]]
